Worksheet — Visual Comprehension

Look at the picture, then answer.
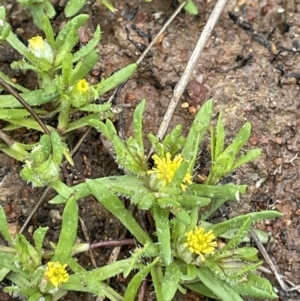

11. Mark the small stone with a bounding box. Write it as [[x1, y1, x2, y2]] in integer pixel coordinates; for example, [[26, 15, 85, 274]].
[[274, 158, 282, 166], [181, 102, 189, 109], [188, 106, 197, 114]]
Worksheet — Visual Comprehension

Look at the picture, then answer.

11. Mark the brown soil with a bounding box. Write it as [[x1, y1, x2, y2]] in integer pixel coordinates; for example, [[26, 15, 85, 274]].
[[1, 0, 300, 300]]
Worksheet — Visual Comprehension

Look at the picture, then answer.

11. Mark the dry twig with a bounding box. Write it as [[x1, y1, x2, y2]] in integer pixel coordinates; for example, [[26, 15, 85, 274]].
[[152, 0, 229, 157], [250, 227, 289, 292]]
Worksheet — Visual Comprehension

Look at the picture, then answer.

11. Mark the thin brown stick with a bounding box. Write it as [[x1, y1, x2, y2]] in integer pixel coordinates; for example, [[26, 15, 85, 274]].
[[90, 238, 136, 249], [107, 1, 187, 104], [151, 0, 228, 158], [19, 186, 50, 234], [79, 216, 97, 268], [250, 227, 289, 292], [0, 128, 14, 145], [0, 78, 50, 135]]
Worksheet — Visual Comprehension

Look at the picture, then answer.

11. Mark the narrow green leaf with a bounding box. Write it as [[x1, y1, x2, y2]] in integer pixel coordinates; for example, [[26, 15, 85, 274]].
[[152, 205, 171, 265], [185, 282, 219, 299], [132, 99, 145, 153], [41, 15, 54, 47], [124, 258, 159, 301], [62, 53, 73, 84], [215, 112, 225, 158], [54, 14, 89, 49], [232, 148, 261, 170], [33, 227, 48, 257], [191, 182, 246, 201], [232, 273, 278, 299], [181, 99, 213, 172], [64, 0, 86, 18], [69, 51, 99, 84], [0, 83, 59, 108], [197, 267, 244, 301], [86, 181, 151, 245], [220, 217, 252, 251], [209, 211, 283, 237], [73, 25, 101, 62], [151, 267, 165, 301], [54, 29, 78, 67], [0, 206, 12, 244], [96, 64, 137, 95], [162, 262, 181, 301], [52, 196, 78, 263]]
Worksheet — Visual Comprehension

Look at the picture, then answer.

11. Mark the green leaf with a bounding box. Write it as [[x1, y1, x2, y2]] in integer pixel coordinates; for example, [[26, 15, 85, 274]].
[[183, 0, 198, 15], [161, 124, 185, 156], [207, 122, 255, 184], [54, 29, 78, 67], [220, 217, 252, 251], [191, 182, 246, 201], [86, 180, 151, 245], [162, 262, 181, 301], [181, 99, 213, 173], [96, 63, 137, 95], [54, 14, 89, 49], [62, 53, 73, 84], [197, 267, 244, 301], [51, 131, 64, 164], [73, 25, 101, 62], [151, 267, 165, 301], [124, 258, 159, 301], [209, 211, 283, 237], [0, 71, 29, 92], [33, 227, 48, 257], [69, 51, 99, 84], [185, 281, 219, 299], [0, 206, 12, 244], [40, 15, 54, 47], [200, 221, 272, 244], [51, 195, 78, 263], [215, 112, 225, 159], [152, 205, 171, 265], [232, 273, 278, 299], [64, 0, 86, 18], [133, 99, 145, 154], [0, 83, 59, 108], [232, 148, 262, 170]]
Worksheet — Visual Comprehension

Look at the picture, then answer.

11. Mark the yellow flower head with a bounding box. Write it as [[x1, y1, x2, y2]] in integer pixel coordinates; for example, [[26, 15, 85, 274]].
[[44, 262, 69, 287], [147, 152, 192, 190], [184, 227, 217, 262], [28, 36, 54, 63], [75, 79, 89, 93]]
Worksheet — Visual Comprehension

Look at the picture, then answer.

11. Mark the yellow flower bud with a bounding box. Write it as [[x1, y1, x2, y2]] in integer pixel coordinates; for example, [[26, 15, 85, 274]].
[[28, 36, 54, 63]]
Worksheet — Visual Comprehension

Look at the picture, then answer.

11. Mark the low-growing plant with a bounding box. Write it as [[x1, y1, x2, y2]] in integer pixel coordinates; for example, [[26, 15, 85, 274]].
[[0, 1, 282, 300], [0, 4, 136, 163], [0, 99, 282, 301]]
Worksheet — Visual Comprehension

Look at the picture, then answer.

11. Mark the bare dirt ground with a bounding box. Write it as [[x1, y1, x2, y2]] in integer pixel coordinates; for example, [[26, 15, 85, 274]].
[[0, 0, 300, 300]]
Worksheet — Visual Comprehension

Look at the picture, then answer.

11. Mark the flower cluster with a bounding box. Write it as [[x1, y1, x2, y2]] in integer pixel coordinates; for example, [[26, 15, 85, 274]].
[[184, 227, 217, 262], [148, 152, 192, 190], [44, 261, 69, 287]]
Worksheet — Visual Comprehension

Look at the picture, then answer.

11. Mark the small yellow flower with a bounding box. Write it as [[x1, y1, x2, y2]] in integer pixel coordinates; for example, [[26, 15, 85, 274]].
[[44, 262, 69, 287], [29, 36, 44, 49], [75, 79, 89, 93], [28, 36, 54, 63], [147, 152, 192, 190], [184, 227, 217, 262]]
